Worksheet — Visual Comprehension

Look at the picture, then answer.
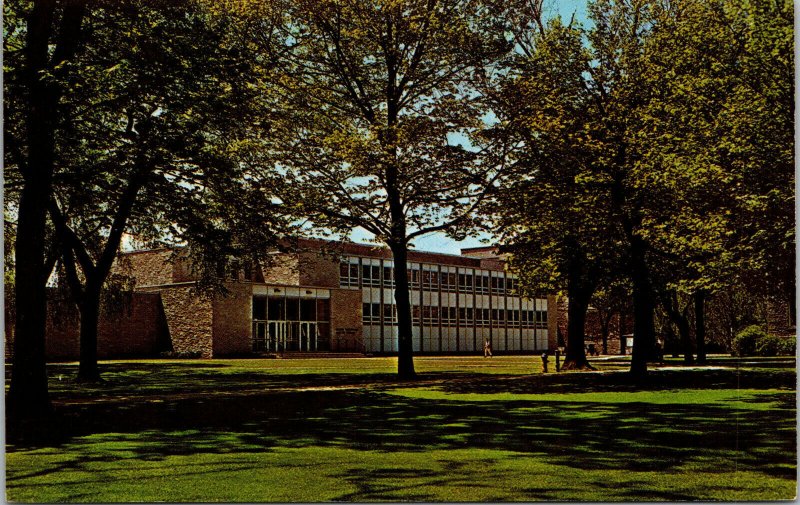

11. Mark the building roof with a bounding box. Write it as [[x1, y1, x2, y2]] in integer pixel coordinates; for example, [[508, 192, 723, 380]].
[[296, 238, 506, 270], [122, 237, 509, 271]]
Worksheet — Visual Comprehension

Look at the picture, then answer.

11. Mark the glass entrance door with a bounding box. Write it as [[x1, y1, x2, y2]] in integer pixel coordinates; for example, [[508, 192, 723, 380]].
[[299, 322, 318, 351], [253, 295, 330, 352], [268, 321, 289, 352]]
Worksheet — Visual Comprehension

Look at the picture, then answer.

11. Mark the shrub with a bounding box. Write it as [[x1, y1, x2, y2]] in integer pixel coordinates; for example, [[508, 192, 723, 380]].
[[774, 336, 796, 356], [732, 325, 765, 357], [755, 335, 781, 357]]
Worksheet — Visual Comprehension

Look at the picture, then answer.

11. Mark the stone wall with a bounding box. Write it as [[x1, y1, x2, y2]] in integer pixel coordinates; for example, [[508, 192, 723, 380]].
[[171, 253, 197, 283], [212, 282, 253, 356], [330, 289, 363, 351], [159, 285, 214, 358], [120, 249, 175, 287]]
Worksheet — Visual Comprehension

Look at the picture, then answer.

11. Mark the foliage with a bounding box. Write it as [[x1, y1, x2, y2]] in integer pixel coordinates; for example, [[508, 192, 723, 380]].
[[755, 335, 796, 357], [732, 325, 765, 357], [245, 0, 516, 377], [5, 0, 291, 381], [732, 325, 795, 357], [258, 0, 512, 244]]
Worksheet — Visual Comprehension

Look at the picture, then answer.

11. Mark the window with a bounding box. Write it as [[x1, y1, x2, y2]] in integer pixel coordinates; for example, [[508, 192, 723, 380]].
[[507, 277, 517, 293], [422, 269, 438, 291], [383, 303, 397, 325], [536, 310, 548, 327], [408, 267, 421, 288], [441, 272, 457, 292], [508, 309, 520, 327], [383, 266, 394, 287], [340, 261, 359, 287], [491, 275, 506, 294], [268, 297, 286, 320], [477, 308, 490, 326], [253, 296, 267, 320], [316, 299, 330, 321], [491, 309, 506, 325], [458, 273, 474, 292], [300, 299, 316, 321], [422, 306, 439, 325], [412, 305, 420, 323], [476, 274, 490, 294], [363, 303, 380, 324], [441, 306, 457, 326], [362, 264, 381, 287]]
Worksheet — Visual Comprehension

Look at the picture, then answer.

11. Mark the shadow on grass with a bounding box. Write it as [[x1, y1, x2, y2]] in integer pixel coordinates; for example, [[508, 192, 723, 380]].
[[7, 366, 796, 496]]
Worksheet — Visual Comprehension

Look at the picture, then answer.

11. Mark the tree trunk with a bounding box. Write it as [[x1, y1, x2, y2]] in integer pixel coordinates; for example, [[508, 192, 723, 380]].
[[561, 261, 594, 370], [390, 242, 416, 379], [8, 0, 87, 435], [7, 0, 60, 425], [663, 292, 693, 364], [695, 290, 706, 364], [629, 237, 655, 377], [77, 285, 102, 381], [600, 312, 613, 355], [677, 314, 694, 365]]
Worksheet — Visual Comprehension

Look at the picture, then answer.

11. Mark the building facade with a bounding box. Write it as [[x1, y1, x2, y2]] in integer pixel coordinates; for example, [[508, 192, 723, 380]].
[[33, 239, 559, 359]]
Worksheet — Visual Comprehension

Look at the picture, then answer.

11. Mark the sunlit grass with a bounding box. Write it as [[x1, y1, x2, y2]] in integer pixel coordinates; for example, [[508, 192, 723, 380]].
[[386, 387, 792, 409]]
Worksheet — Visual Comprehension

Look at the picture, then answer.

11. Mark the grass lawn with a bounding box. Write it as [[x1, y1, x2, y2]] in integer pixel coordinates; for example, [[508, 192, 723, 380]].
[[6, 355, 797, 502]]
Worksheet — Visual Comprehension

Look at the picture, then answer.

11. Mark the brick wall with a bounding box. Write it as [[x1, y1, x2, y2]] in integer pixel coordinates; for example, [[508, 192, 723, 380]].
[[45, 300, 81, 359], [42, 292, 168, 360], [584, 310, 624, 355], [262, 253, 300, 285], [97, 293, 170, 357], [159, 286, 214, 358], [212, 282, 252, 356], [299, 251, 339, 288], [547, 294, 559, 350], [555, 295, 629, 355], [330, 289, 362, 351], [765, 299, 795, 336]]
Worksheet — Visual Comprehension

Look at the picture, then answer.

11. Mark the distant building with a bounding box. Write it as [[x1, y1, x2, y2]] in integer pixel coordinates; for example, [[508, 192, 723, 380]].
[[35, 239, 559, 359]]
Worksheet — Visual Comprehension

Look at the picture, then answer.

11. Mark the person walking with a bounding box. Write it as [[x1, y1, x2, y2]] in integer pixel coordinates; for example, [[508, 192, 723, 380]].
[[484, 338, 493, 358], [541, 352, 549, 373]]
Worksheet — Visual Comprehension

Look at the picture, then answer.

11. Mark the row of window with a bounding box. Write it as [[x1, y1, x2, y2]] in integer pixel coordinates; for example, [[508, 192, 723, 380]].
[[341, 262, 519, 294], [253, 296, 331, 322], [362, 303, 546, 328]]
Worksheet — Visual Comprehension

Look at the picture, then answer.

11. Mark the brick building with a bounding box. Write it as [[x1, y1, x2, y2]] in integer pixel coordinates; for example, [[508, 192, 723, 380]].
[[36, 239, 559, 359]]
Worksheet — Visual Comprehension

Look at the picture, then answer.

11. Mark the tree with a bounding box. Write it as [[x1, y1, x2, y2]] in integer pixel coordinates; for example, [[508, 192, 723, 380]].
[[5, 0, 288, 383], [4, 0, 88, 421], [590, 281, 631, 355], [493, 15, 621, 370], [257, 0, 512, 378], [634, 0, 794, 364]]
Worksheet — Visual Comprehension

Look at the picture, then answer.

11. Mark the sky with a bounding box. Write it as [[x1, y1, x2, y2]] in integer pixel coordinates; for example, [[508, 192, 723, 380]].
[[345, 0, 590, 256]]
